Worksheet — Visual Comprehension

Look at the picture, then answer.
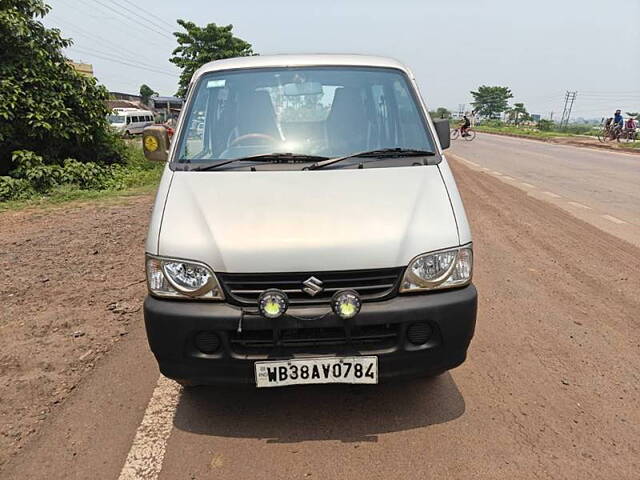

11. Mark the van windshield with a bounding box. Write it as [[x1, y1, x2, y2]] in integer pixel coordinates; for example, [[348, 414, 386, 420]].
[[175, 67, 434, 166], [108, 115, 125, 124]]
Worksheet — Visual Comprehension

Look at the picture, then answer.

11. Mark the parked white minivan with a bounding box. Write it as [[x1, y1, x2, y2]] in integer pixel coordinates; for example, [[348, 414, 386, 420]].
[[142, 55, 477, 388], [108, 109, 154, 136]]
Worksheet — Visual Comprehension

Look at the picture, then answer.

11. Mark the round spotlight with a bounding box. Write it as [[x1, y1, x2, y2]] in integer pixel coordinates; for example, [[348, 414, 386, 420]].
[[331, 290, 362, 320], [258, 289, 289, 319]]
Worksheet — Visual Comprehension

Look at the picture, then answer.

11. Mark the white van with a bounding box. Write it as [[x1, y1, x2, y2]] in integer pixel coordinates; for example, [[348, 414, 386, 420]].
[[108, 109, 154, 136], [141, 55, 477, 388]]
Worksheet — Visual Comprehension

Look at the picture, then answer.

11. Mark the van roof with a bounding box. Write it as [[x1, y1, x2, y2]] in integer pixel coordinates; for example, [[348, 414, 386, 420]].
[[192, 54, 413, 82]]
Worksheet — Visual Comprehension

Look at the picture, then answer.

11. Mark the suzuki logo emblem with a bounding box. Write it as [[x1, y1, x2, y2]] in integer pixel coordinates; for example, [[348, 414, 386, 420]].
[[302, 276, 324, 296]]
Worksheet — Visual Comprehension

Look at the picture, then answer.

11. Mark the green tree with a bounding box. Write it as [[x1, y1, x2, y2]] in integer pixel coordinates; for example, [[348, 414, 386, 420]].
[[470, 86, 513, 119], [431, 107, 452, 119], [626, 111, 639, 120], [139, 84, 158, 106], [0, 0, 125, 174], [170, 20, 255, 98], [506, 102, 530, 125]]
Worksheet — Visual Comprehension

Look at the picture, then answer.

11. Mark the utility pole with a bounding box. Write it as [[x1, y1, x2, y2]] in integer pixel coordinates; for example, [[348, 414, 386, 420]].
[[458, 103, 465, 118], [559, 91, 577, 128]]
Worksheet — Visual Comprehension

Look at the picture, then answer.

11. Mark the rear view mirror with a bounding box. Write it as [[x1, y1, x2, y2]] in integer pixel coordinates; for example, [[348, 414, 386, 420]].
[[142, 126, 170, 162], [432, 119, 450, 150]]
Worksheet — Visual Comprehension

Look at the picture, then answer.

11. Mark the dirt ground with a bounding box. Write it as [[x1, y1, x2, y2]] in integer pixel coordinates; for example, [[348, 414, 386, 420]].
[[1, 158, 640, 478], [0, 195, 153, 467]]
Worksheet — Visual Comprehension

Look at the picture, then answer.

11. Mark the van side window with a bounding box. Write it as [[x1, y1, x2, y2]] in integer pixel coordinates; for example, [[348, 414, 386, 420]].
[[126, 117, 131, 124]]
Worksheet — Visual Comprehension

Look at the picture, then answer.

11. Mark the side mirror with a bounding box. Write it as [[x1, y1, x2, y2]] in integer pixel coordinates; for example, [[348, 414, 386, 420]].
[[432, 118, 451, 150], [143, 126, 170, 162]]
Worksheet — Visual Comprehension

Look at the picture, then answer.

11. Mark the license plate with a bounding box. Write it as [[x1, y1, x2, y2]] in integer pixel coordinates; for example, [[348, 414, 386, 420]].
[[254, 356, 378, 388]]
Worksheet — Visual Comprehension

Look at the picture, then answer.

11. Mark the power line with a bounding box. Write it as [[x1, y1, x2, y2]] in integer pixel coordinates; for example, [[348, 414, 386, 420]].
[[68, 47, 178, 77], [102, 0, 176, 33], [85, 0, 174, 41], [50, 9, 171, 50], [52, 17, 165, 66], [68, 45, 176, 75]]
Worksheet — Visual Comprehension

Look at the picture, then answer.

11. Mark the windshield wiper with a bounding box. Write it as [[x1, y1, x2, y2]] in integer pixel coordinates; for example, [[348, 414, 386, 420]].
[[188, 153, 329, 171], [306, 148, 436, 170]]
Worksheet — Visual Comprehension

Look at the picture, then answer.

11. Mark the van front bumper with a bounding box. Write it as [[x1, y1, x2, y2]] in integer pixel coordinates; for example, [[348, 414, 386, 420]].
[[144, 284, 477, 386]]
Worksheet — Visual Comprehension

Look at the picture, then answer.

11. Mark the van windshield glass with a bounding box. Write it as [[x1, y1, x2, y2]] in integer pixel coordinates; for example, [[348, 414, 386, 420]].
[[108, 115, 125, 124], [175, 67, 434, 166]]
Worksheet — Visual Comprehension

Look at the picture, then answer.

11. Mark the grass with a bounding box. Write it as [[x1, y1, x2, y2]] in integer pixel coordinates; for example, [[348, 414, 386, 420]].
[[474, 125, 594, 139], [475, 124, 640, 151], [0, 140, 164, 212]]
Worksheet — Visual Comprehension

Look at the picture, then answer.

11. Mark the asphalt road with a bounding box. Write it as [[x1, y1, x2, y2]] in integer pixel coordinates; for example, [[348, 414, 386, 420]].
[[3, 137, 640, 479], [450, 133, 640, 247]]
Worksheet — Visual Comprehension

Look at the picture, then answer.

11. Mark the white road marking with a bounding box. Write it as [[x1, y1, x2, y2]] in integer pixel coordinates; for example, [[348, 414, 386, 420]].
[[482, 167, 490, 171], [466, 160, 479, 167], [520, 182, 535, 188], [542, 191, 561, 198], [491, 171, 503, 176], [502, 176, 515, 181], [602, 214, 627, 225], [567, 201, 591, 210], [118, 375, 181, 480]]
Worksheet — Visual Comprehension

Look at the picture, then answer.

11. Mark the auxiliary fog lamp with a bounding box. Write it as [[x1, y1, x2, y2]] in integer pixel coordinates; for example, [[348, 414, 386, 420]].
[[258, 289, 289, 319], [331, 290, 362, 320]]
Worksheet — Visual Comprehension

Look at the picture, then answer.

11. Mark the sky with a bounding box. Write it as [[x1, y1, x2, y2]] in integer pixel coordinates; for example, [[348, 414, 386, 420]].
[[44, 0, 640, 120]]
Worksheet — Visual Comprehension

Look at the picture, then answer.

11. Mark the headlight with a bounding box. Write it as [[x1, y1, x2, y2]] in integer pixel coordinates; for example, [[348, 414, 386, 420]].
[[145, 254, 224, 300], [400, 245, 473, 292]]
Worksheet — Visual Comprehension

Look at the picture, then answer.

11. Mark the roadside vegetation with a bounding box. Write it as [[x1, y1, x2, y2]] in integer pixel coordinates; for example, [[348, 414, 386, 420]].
[[431, 84, 639, 151], [0, 142, 163, 210]]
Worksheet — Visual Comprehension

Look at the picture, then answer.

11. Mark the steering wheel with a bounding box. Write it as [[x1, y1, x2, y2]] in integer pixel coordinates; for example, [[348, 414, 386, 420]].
[[229, 133, 279, 148]]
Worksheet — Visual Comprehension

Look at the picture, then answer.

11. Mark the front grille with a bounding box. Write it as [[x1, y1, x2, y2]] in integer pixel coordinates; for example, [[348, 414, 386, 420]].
[[218, 267, 403, 306], [229, 324, 398, 355]]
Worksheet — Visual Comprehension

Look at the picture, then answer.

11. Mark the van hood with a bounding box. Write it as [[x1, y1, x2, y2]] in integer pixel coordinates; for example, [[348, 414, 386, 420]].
[[158, 166, 459, 273]]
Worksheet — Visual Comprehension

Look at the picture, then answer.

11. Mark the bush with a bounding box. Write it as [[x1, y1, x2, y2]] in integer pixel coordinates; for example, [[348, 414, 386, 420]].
[[537, 119, 554, 131], [480, 119, 504, 128], [0, 176, 34, 201], [0, 144, 163, 202]]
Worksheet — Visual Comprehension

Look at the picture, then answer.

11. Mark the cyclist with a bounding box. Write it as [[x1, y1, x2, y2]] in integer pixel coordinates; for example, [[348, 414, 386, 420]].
[[625, 116, 637, 131], [460, 114, 471, 137], [611, 110, 624, 139]]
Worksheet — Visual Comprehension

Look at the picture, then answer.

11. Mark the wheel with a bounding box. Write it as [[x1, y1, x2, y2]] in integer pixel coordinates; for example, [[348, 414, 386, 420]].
[[124, 130, 131, 139], [463, 129, 476, 141], [450, 128, 460, 140], [597, 130, 606, 143]]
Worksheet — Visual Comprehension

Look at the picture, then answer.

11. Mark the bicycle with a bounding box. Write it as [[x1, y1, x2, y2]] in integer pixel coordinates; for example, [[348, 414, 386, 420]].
[[451, 126, 476, 141], [618, 128, 638, 143], [597, 120, 622, 142]]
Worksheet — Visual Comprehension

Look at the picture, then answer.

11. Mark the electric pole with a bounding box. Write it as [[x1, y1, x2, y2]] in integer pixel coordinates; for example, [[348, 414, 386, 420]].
[[559, 91, 577, 128]]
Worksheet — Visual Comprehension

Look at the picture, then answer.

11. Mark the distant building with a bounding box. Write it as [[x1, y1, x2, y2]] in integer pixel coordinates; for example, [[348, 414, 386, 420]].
[[69, 61, 94, 77], [150, 96, 184, 121], [110, 91, 143, 103]]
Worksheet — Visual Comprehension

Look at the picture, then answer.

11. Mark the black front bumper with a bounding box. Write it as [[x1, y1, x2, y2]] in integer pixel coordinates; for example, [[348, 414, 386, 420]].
[[144, 285, 477, 385]]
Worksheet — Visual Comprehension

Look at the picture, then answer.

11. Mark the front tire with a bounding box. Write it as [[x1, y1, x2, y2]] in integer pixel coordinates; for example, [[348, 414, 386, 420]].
[[451, 128, 460, 140], [463, 129, 476, 141]]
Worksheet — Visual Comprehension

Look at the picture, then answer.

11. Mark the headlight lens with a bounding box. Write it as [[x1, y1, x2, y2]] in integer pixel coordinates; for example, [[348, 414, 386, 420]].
[[145, 255, 223, 299], [401, 245, 473, 292]]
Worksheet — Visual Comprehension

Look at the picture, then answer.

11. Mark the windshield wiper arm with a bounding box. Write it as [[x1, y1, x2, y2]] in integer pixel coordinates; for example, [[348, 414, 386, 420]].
[[188, 153, 329, 171], [306, 148, 436, 170]]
